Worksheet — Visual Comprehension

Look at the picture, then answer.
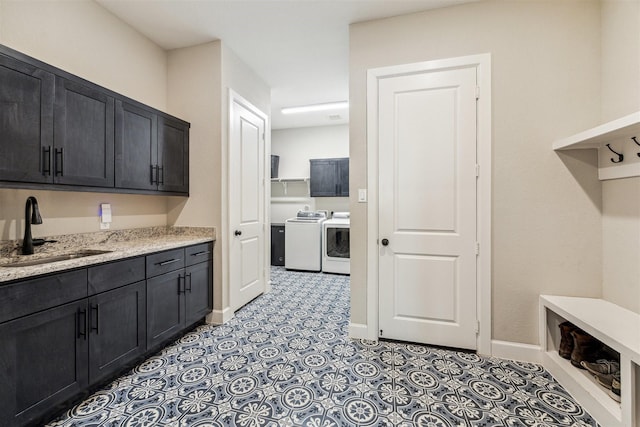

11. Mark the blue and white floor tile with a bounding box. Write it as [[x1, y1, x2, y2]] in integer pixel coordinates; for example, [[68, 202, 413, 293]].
[[48, 267, 599, 426]]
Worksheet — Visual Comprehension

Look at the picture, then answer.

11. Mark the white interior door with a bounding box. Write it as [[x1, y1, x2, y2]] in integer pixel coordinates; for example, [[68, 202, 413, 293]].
[[377, 66, 478, 350], [230, 95, 266, 311]]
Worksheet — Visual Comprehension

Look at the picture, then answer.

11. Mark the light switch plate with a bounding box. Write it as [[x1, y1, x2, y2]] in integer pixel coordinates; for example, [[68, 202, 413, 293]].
[[358, 189, 367, 203]]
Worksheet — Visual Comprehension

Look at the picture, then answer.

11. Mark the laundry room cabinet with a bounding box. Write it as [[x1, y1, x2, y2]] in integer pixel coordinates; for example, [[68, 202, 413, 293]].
[[309, 157, 349, 197]]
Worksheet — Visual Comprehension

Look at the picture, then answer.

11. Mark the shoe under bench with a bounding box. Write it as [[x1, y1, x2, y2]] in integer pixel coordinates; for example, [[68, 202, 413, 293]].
[[540, 295, 640, 427]]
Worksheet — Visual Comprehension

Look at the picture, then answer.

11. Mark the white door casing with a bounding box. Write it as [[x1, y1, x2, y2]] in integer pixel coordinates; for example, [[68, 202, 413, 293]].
[[378, 67, 477, 350], [229, 91, 268, 311], [363, 54, 492, 355]]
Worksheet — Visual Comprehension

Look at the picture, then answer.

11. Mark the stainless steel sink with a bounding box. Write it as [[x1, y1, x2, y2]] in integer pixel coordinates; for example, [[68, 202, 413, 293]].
[[1, 250, 113, 268]]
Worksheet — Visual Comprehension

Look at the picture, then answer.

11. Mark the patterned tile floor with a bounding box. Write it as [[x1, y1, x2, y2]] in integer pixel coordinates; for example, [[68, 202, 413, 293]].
[[48, 267, 599, 426]]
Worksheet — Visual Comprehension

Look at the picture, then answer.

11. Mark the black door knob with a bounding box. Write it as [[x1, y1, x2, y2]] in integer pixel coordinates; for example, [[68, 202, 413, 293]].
[[381, 238, 389, 246], [234, 230, 242, 236]]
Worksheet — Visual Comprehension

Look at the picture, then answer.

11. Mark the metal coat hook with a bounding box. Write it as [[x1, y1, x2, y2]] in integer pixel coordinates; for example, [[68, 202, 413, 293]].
[[632, 136, 640, 157], [606, 143, 624, 163]]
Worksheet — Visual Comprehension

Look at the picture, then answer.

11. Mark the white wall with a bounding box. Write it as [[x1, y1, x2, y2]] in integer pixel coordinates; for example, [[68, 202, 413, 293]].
[[0, 0, 170, 241], [271, 125, 350, 222], [600, 0, 640, 314], [349, 0, 603, 345]]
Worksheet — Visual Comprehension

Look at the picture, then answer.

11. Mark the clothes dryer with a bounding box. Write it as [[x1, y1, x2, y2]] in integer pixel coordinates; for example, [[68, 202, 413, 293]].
[[322, 212, 350, 274]]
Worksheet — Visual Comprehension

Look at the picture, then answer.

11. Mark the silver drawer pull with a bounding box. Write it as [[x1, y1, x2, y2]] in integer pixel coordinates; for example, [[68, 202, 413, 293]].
[[191, 251, 211, 257], [158, 258, 180, 266]]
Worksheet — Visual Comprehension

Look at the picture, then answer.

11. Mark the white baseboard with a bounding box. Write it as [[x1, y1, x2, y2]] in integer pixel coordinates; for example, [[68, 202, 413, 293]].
[[491, 339, 542, 364], [206, 307, 233, 325], [348, 323, 372, 340]]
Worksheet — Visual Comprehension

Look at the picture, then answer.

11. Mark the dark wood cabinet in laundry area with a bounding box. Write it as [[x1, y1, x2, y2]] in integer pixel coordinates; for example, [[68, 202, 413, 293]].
[[310, 157, 349, 197]]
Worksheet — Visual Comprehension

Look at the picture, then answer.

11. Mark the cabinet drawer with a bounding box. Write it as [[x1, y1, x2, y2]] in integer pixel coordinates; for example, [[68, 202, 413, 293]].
[[146, 248, 185, 278], [0, 270, 87, 324], [88, 256, 145, 295], [185, 242, 213, 266]]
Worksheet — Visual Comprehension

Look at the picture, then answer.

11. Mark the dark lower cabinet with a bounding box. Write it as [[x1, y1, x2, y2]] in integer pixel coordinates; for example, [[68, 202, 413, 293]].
[[88, 281, 146, 385], [185, 260, 213, 326], [0, 242, 212, 427], [146, 270, 185, 350], [0, 300, 88, 427], [147, 243, 213, 349]]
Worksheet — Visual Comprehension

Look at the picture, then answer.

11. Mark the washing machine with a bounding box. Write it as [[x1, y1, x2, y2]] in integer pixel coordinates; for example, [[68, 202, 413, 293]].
[[285, 210, 327, 271], [322, 212, 350, 274]]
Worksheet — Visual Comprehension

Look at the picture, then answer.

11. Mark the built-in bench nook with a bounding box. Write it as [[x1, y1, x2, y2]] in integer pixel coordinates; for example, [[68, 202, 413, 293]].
[[540, 295, 640, 427]]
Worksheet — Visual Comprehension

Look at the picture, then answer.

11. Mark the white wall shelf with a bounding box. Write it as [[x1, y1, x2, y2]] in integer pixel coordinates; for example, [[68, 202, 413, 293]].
[[271, 177, 309, 196], [553, 111, 640, 180], [540, 295, 640, 427]]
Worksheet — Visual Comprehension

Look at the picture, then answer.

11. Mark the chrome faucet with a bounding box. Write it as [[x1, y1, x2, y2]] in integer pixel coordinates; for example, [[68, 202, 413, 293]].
[[22, 196, 43, 255]]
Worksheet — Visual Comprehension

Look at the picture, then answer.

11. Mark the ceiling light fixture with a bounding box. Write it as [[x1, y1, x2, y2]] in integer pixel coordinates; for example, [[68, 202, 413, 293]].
[[281, 101, 348, 115]]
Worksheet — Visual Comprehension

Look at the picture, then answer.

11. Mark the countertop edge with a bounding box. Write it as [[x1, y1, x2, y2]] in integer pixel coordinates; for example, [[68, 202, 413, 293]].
[[0, 229, 215, 284]]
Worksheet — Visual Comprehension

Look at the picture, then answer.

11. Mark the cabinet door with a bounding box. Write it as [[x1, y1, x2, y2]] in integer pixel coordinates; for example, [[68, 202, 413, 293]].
[[0, 54, 54, 183], [158, 116, 189, 194], [115, 100, 158, 191], [54, 78, 114, 187], [88, 281, 146, 385], [0, 300, 88, 427], [146, 270, 185, 350], [337, 157, 349, 196], [185, 260, 213, 326], [310, 159, 339, 197]]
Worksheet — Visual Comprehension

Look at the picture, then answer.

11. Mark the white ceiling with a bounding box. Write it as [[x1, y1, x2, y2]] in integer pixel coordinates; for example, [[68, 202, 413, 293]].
[[97, 0, 475, 129]]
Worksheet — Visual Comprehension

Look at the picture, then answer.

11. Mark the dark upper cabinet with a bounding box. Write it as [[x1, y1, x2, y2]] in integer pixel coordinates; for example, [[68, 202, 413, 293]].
[[0, 300, 89, 427], [0, 44, 189, 195], [158, 116, 189, 194], [0, 54, 54, 184], [310, 157, 349, 197], [115, 102, 189, 194], [88, 280, 146, 385], [115, 100, 158, 191], [54, 78, 115, 187]]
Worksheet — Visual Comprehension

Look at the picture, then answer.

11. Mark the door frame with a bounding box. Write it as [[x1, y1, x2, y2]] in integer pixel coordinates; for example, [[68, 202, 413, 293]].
[[227, 89, 271, 313], [364, 54, 492, 355]]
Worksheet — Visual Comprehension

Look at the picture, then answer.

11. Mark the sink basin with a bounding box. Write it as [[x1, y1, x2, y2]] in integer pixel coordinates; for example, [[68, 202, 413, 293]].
[[1, 250, 113, 268]]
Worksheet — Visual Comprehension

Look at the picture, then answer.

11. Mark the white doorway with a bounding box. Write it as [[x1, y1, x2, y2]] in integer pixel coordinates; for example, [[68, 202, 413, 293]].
[[229, 91, 268, 311], [366, 54, 492, 354]]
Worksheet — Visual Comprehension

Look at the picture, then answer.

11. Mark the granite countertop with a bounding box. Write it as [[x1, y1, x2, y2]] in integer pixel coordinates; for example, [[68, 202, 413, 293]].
[[0, 226, 216, 283]]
